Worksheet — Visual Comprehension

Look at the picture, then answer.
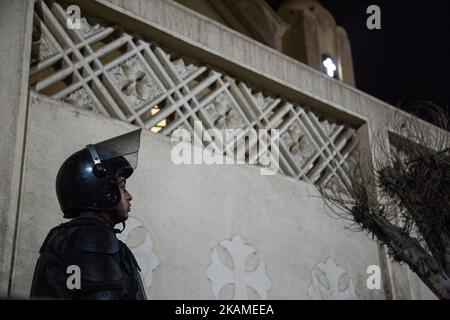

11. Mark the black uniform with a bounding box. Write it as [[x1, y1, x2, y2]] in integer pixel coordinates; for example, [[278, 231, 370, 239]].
[[30, 213, 146, 300]]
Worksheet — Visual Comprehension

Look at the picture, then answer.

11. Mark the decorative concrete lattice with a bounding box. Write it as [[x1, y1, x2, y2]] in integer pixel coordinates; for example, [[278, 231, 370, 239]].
[[30, 0, 357, 185]]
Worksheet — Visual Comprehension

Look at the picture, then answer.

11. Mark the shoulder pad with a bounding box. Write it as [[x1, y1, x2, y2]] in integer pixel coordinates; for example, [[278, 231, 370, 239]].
[[72, 225, 119, 254], [39, 224, 64, 253], [78, 253, 123, 282]]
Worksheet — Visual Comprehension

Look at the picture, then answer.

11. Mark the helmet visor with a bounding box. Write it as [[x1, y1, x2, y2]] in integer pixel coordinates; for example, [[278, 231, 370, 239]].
[[90, 128, 142, 169]]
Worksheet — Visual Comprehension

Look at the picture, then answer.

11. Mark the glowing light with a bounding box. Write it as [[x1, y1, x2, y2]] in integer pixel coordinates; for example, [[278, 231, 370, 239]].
[[322, 57, 337, 78], [149, 105, 167, 133]]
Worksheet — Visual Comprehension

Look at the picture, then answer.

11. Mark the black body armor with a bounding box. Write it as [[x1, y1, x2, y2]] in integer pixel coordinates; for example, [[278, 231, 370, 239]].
[[30, 213, 147, 300]]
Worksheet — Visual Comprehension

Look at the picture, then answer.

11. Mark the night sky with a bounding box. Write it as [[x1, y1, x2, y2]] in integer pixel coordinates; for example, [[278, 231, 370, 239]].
[[268, 0, 450, 122]]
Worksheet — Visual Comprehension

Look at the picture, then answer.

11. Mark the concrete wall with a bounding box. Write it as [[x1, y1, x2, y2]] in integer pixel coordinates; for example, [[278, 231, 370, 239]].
[[0, 0, 34, 298], [11, 93, 385, 299]]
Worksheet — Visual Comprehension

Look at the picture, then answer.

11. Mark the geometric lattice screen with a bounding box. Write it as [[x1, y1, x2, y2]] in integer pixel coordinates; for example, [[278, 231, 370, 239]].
[[30, 0, 357, 186]]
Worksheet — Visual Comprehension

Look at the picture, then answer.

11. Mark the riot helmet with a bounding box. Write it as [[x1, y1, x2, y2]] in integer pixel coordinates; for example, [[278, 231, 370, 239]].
[[56, 129, 142, 218]]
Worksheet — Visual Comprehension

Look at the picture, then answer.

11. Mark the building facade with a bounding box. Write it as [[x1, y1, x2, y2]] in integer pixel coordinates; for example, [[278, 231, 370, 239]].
[[0, 0, 437, 299]]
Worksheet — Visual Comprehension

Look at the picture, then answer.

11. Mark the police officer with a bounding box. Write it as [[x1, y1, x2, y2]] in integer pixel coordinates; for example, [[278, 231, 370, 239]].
[[30, 129, 147, 300]]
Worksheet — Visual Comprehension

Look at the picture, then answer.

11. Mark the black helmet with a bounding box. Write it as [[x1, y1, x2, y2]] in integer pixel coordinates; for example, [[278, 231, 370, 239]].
[[56, 129, 142, 218]]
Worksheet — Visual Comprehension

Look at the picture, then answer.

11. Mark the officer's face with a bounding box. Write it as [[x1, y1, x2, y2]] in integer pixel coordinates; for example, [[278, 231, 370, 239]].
[[116, 176, 133, 221]]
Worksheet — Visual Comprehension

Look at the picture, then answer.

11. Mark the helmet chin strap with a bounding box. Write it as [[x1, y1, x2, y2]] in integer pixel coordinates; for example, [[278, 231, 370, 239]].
[[114, 221, 126, 234]]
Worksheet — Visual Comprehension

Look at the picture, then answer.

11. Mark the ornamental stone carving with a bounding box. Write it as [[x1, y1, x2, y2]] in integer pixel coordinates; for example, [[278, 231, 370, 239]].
[[206, 235, 272, 300]]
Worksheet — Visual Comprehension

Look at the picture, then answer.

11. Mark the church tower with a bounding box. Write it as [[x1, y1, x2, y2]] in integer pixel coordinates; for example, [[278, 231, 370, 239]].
[[277, 0, 355, 86]]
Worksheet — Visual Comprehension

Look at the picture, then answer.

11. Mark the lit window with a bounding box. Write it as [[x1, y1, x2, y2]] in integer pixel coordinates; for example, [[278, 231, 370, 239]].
[[321, 54, 338, 79]]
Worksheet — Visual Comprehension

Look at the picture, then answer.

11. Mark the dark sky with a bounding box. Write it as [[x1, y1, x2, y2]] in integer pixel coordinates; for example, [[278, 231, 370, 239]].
[[268, 0, 450, 121]]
